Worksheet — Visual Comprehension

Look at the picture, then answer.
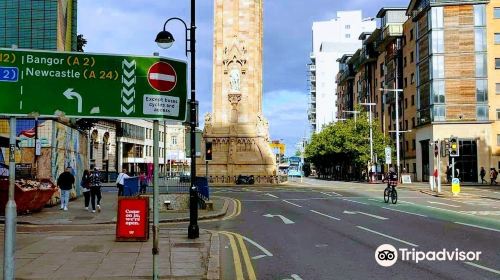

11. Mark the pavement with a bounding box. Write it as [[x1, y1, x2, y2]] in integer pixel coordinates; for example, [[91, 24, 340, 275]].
[[0, 189, 228, 279]]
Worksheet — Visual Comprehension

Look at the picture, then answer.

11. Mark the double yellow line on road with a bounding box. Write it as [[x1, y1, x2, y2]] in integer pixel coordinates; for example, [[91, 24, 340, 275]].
[[220, 231, 257, 280], [221, 197, 241, 221]]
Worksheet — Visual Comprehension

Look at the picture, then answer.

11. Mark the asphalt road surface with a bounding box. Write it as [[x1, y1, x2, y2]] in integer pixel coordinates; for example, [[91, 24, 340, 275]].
[[197, 178, 500, 280]]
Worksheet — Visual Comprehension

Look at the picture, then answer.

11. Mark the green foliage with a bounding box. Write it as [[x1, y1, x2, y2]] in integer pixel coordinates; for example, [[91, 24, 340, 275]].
[[305, 110, 391, 178]]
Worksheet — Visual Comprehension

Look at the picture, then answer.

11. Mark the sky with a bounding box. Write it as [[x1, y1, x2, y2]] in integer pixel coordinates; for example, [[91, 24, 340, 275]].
[[78, 0, 408, 156]]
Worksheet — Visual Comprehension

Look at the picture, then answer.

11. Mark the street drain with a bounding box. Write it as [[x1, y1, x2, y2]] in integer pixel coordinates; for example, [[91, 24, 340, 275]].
[[172, 242, 204, 248], [72, 245, 103, 253]]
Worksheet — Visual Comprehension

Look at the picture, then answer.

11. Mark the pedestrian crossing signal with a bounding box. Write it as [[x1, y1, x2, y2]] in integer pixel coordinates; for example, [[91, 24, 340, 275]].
[[449, 137, 459, 157], [205, 142, 212, 161]]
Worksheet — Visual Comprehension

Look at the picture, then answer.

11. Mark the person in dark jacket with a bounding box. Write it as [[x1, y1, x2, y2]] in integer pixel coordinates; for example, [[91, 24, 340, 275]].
[[89, 167, 102, 213], [81, 169, 91, 209], [57, 166, 75, 211]]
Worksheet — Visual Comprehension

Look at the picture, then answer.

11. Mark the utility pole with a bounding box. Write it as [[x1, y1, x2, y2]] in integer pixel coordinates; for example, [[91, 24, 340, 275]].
[[359, 103, 376, 178]]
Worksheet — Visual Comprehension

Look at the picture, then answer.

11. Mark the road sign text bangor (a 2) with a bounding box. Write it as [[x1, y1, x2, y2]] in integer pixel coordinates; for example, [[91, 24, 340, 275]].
[[0, 48, 187, 120]]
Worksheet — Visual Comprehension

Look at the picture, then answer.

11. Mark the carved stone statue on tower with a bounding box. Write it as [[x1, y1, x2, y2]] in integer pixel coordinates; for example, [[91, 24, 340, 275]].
[[196, 0, 276, 184]]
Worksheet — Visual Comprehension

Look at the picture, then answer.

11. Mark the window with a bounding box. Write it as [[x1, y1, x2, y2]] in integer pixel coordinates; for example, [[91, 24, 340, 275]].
[[475, 29, 487, 51], [477, 80, 488, 102], [477, 105, 488, 120], [432, 56, 444, 79], [410, 52, 414, 63], [432, 30, 444, 53], [412, 140, 416, 151], [496, 58, 500, 69], [404, 57, 407, 67], [380, 63, 384, 77], [497, 109, 500, 120], [433, 80, 445, 104], [345, 34, 351, 39], [496, 83, 500, 94], [431, 7, 444, 29], [406, 141, 409, 151], [405, 120, 408, 130], [405, 98, 408, 108], [171, 136, 177, 145], [411, 73, 415, 84], [411, 95, 415, 106], [474, 5, 486, 26], [404, 77, 408, 88], [476, 54, 487, 77], [495, 33, 500, 44], [410, 29, 414, 41], [412, 117, 415, 128], [494, 7, 500, 19], [345, 25, 350, 29]]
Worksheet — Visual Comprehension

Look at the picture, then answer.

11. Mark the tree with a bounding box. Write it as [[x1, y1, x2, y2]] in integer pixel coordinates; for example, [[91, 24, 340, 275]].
[[77, 34, 87, 52], [305, 109, 391, 180]]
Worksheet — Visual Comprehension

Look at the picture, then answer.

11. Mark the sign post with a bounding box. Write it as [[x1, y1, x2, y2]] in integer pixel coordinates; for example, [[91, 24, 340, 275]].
[[0, 48, 187, 120]]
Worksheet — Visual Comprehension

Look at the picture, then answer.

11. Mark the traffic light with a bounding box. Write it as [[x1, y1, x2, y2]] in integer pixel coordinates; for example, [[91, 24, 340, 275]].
[[449, 137, 459, 157], [205, 142, 213, 161]]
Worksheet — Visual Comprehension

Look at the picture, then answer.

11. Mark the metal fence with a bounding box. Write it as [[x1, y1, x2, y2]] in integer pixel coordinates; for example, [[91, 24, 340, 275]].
[[123, 175, 209, 200]]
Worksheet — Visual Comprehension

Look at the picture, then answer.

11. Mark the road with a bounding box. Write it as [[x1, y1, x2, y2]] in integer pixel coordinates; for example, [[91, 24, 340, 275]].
[[196, 178, 500, 280]]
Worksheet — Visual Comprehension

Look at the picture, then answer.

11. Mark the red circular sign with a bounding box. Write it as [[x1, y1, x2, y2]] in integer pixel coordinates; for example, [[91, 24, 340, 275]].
[[147, 61, 177, 92]]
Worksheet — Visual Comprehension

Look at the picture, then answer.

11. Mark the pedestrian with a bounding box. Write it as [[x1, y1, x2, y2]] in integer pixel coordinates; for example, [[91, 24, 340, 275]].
[[57, 166, 75, 211], [81, 169, 91, 210], [89, 167, 102, 213], [139, 171, 148, 194], [494, 168, 498, 185], [480, 167, 486, 184], [490, 168, 496, 185], [116, 169, 129, 196]]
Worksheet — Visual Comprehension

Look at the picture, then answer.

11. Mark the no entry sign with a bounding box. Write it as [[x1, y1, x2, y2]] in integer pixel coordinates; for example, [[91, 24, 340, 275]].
[[148, 61, 177, 92]]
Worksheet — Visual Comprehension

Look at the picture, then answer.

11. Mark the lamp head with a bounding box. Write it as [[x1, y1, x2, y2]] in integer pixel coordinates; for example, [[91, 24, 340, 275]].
[[155, 30, 175, 49]]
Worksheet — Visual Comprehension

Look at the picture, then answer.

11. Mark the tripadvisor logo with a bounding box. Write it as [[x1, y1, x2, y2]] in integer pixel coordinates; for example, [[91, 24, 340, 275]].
[[375, 244, 481, 267]]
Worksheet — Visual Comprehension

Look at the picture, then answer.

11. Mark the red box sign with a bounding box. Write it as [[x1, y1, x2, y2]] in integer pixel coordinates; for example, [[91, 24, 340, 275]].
[[116, 197, 149, 241]]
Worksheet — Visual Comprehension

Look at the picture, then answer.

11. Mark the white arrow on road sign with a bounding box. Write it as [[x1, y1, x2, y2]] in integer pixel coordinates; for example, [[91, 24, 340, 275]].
[[263, 214, 295, 224], [63, 88, 82, 113], [343, 210, 388, 220]]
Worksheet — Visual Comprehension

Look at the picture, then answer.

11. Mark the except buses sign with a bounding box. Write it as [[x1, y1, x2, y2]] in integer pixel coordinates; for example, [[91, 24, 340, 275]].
[[0, 48, 187, 120]]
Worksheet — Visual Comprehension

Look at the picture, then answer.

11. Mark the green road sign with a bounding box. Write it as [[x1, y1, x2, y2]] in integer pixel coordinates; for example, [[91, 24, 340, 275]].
[[0, 48, 187, 120]]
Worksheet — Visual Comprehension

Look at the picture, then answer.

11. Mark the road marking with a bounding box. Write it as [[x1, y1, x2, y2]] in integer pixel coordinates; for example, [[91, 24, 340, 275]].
[[310, 210, 341, 221], [464, 262, 500, 275], [222, 198, 241, 221], [236, 234, 257, 280], [342, 199, 368, 205], [220, 232, 244, 280], [459, 211, 500, 216], [368, 198, 380, 202], [282, 200, 302, 208], [357, 226, 419, 247], [454, 222, 500, 233], [382, 207, 427, 217], [400, 200, 416, 205], [265, 193, 279, 198], [427, 201, 460, 208], [291, 274, 304, 280], [343, 210, 388, 220], [320, 191, 342, 197], [426, 205, 474, 216], [240, 236, 273, 259], [263, 214, 295, 224]]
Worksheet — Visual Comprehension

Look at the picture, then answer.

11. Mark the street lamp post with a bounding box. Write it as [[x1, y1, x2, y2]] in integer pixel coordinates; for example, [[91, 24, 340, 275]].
[[155, 0, 199, 241], [379, 88, 403, 178], [359, 103, 376, 180], [343, 110, 360, 128]]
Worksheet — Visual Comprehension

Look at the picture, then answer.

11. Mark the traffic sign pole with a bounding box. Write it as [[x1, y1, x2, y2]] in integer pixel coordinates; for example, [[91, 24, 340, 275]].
[[4, 117, 17, 280]]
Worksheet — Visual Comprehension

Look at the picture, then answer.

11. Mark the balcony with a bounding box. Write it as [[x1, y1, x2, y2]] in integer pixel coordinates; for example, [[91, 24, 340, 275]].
[[376, 23, 403, 51], [310, 96, 316, 103], [309, 75, 316, 82], [309, 64, 316, 72], [310, 86, 316, 92], [310, 52, 315, 60]]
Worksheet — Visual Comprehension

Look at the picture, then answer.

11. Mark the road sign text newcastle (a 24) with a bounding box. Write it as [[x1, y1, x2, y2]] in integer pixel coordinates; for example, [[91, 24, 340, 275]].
[[0, 48, 187, 120]]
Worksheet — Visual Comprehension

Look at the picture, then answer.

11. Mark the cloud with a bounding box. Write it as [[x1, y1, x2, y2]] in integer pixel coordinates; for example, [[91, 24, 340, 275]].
[[262, 89, 309, 156]]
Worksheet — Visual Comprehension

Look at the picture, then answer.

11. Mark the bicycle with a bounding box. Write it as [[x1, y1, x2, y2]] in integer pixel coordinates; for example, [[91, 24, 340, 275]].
[[383, 180, 398, 204]]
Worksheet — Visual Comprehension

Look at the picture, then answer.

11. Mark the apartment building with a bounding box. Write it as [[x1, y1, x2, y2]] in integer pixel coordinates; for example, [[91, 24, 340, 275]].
[[336, 1, 500, 182], [309, 11, 376, 134]]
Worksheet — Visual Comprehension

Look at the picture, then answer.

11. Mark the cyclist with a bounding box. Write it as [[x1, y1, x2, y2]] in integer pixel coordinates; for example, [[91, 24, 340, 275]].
[[382, 167, 399, 203]]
